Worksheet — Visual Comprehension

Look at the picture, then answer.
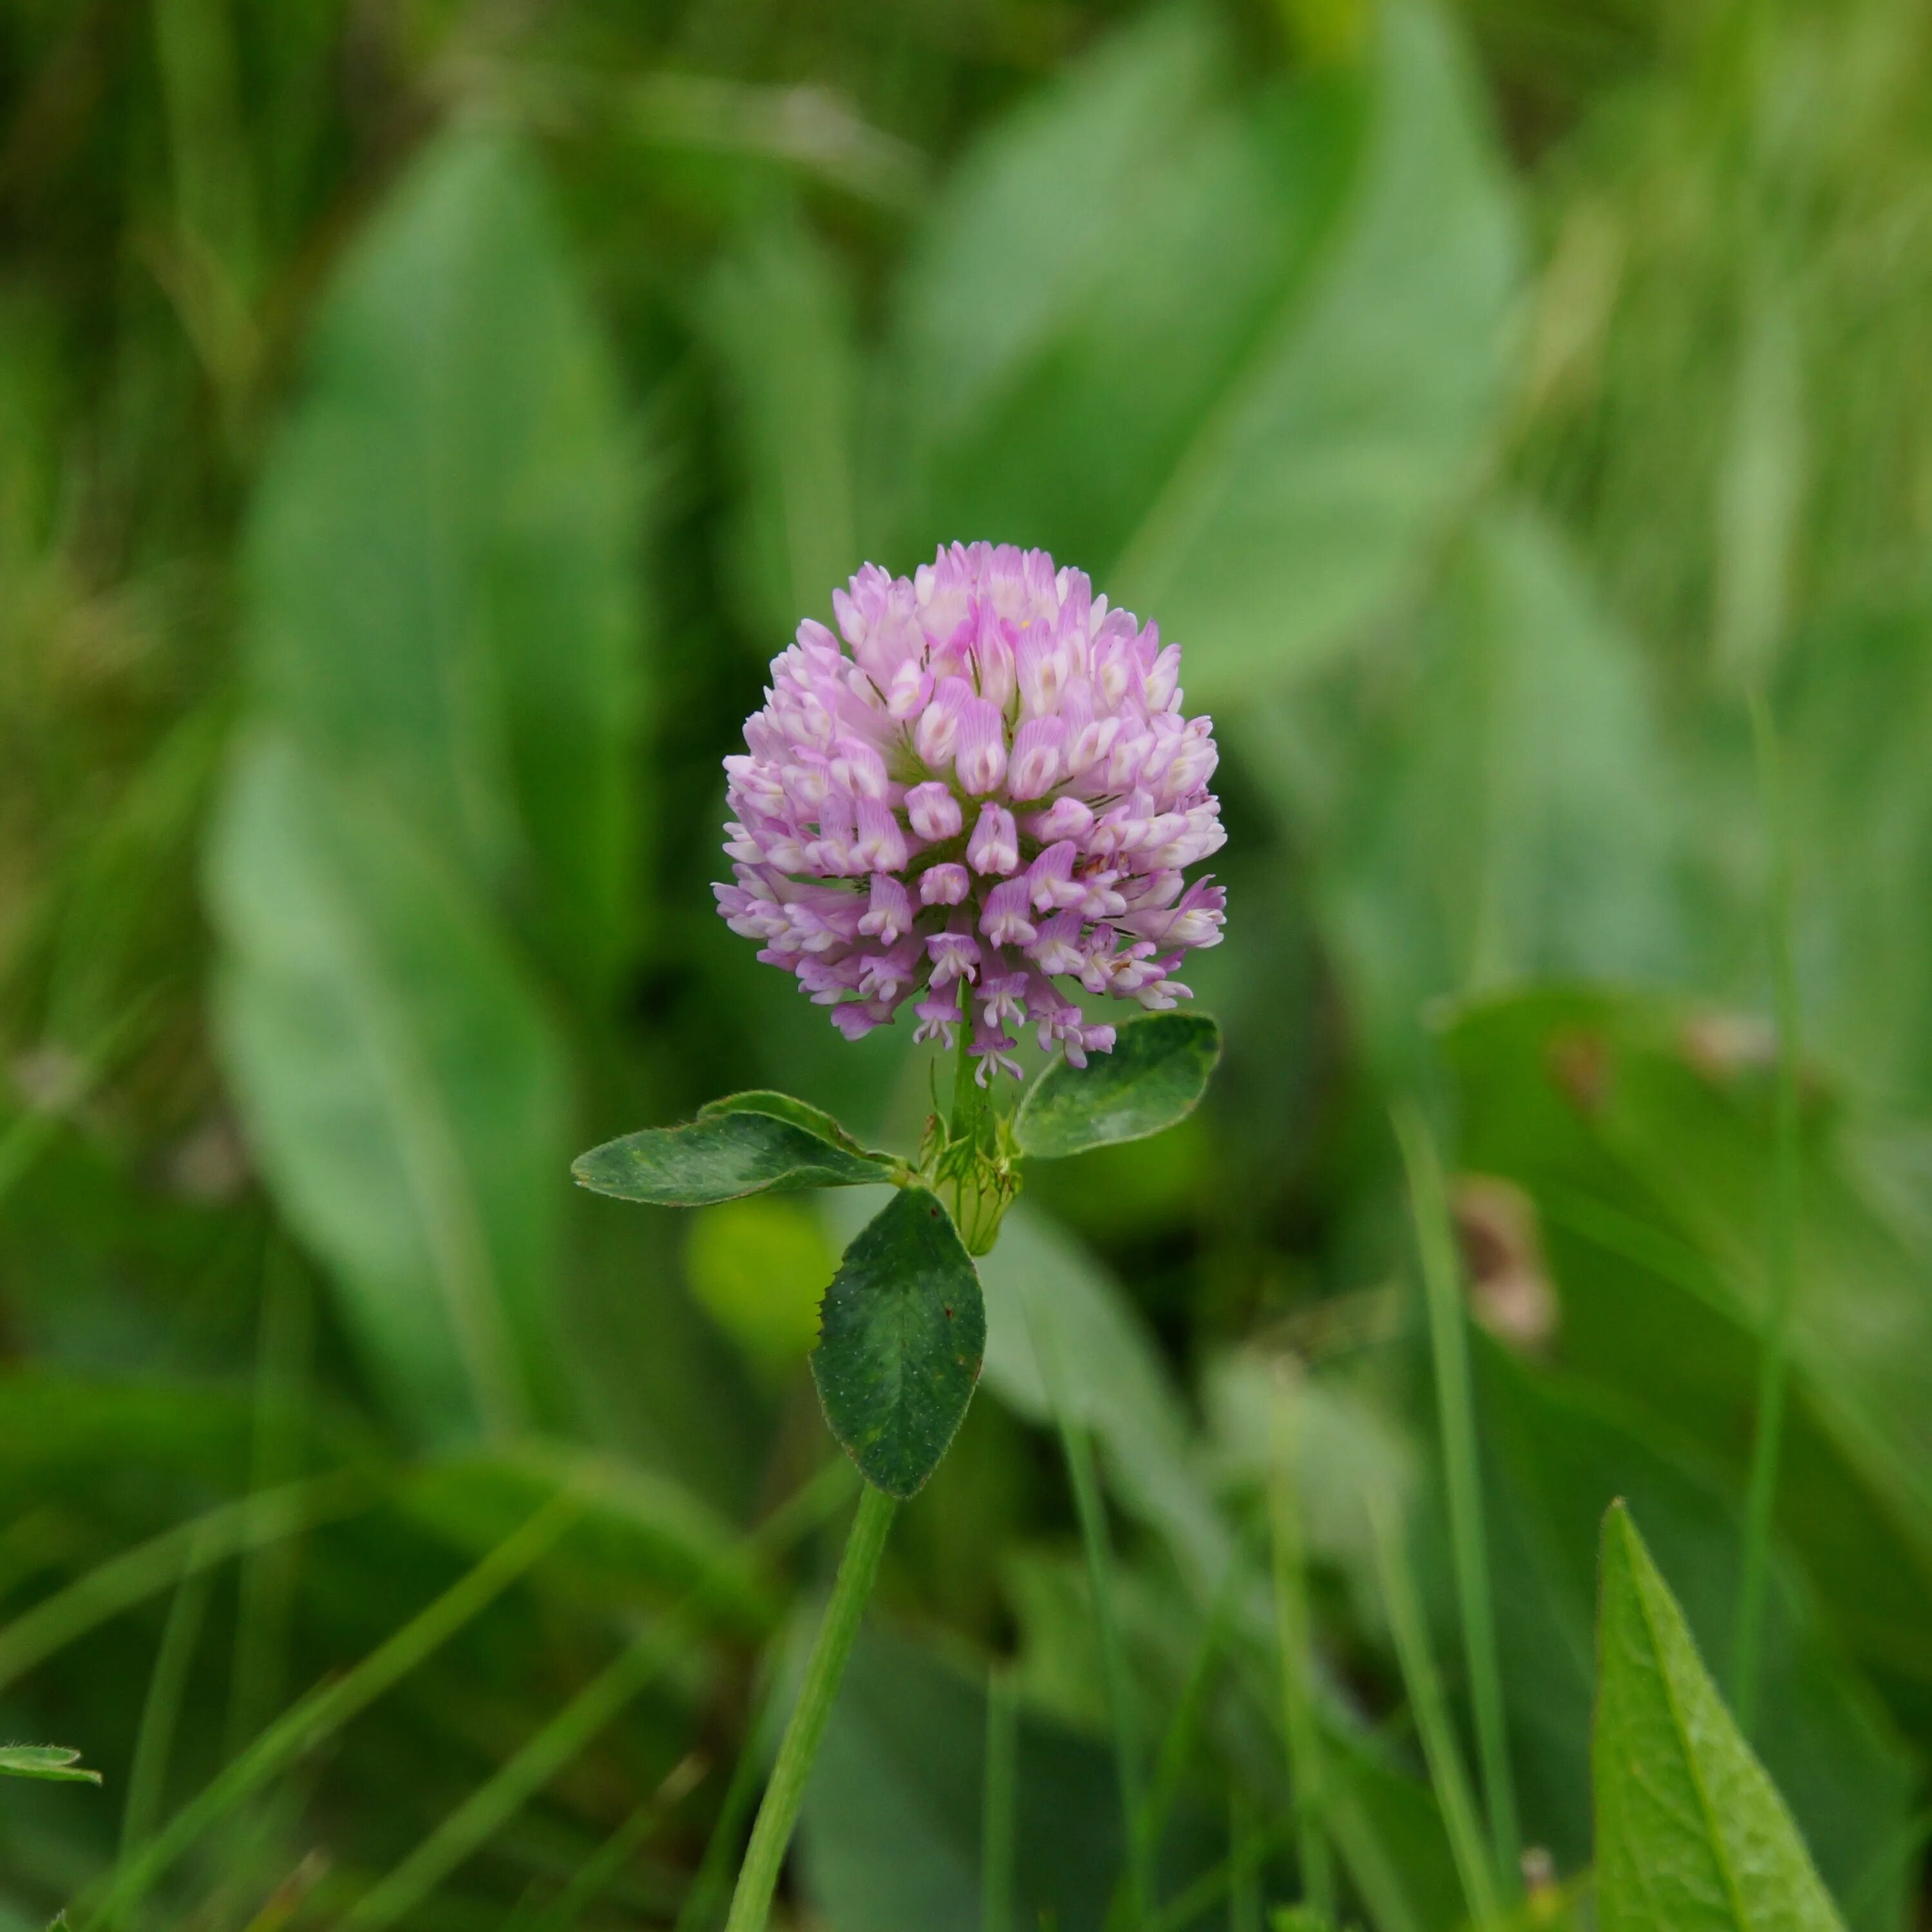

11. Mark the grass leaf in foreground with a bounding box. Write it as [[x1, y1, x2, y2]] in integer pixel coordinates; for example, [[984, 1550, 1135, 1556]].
[[1594, 1501, 1844, 1932], [0, 1745, 101, 1785]]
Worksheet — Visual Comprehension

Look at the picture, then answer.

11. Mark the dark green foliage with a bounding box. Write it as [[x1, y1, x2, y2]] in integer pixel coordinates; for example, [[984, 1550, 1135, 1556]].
[[1014, 1013, 1222, 1160], [811, 1188, 987, 1500], [574, 1108, 897, 1207]]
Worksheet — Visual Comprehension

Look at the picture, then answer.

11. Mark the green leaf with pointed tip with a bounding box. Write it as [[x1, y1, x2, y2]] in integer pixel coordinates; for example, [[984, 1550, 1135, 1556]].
[[1595, 1502, 1846, 1932], [812, 1187, 985, 1499], [1013, 1013, 1221, 1160], [0, 1745, 102, 1785], [574, 1110, 895, 1208], [698, 1090, 892, 1163]]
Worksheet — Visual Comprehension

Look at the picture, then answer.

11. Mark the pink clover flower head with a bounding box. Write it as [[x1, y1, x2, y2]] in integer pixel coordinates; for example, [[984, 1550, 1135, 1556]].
[[714, 543, 1226, 1080]]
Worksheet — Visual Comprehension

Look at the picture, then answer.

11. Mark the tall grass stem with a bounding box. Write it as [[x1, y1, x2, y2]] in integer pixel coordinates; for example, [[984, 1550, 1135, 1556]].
[[675, 1690, 781, 1932], [1732, 682, 1801, 1733], [120, 1546, 215, 1857], [83, 1491, 582, 1928], [346, 1462, 853, 1930], [1393, 1101, 1520, 1897], [513, 1756, 706, 1932], [1269, 1369, 1334, 1922], [1370, 1494, 1501, 1927], [0, 1474, 363, 1701], [1058, 1410, 1153, 1927], [723, 1479, 896, 1932]]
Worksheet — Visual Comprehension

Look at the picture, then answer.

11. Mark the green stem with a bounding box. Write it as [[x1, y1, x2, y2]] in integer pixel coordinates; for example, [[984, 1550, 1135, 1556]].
[[1269, 1375, 1334, 1922], [1370, 1495, 1501, 1927], [723, 1482, 897, 1932], [1393, 1101, 1520, 1899], [1732, 682, 1801, 1734]]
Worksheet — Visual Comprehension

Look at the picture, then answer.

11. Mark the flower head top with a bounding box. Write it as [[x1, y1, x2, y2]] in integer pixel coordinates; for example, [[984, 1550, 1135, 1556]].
[[715, 543, 1226, 1080]]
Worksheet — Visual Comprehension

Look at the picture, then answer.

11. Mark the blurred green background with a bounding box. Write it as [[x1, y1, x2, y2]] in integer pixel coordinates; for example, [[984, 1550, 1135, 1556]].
[[5, 0, 1932, 1924]]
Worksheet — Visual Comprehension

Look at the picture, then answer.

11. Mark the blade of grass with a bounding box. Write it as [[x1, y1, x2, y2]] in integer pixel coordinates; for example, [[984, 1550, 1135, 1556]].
[[0, 1473, 365, 1700], [1023, 1289, 1152, 1929], [1325, 1785, 1423, 1932], [343, 1608, 706, 1927], [343, 1461, 855, 1929], [1844, 1804, 1932, 1924], [1059, 1411, 1152, 1927], [80, 1488, 584, 1929], [1368, 1493, 1500, 1928], [1138, 1554, 1242, 1877], [1269, 1363, 1333, 1921], [1228, 1786, 1262, 1932], [1392, 1100, 1520, 1897], [120, 1541, 216, 1857], [673, 1683, 781, 1932], [1141, 1814, 1287, 1932], [722, 1479, 897, 1932], [981, 1663, 1018, 1932], [1731, 681, 1801, 1735], [508, 1754, 708, 1932], [227, 1239, 315, 1759]]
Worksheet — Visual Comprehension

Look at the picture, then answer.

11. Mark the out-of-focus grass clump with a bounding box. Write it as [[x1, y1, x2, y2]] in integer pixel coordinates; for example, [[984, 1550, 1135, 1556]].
[[2, 0, 1931, 1926]]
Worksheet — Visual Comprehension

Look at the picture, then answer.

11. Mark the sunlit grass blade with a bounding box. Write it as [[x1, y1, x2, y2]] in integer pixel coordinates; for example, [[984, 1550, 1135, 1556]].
[[228, 1241, 316, 1760], [1057, 1409, 1152, 1926], [673, 1685, 780, 1932], [1731, 683, 1802, 1735], [1139, 1815, 1287, 1932], [1368, 1493, 1500, 1928], [1021, 1281, 1151, 1927], [1137, 1556, 1241, 1877], [506, 1754, 707, 1932], [120, 1540, 215, 1857], [1269, 1365, 1333, 1921], [343, 1610, 701, 1928], [1845, 1805, 1932, 1926], [981, 1663, 1017, 1932], [343, 1461, 854, 1930], [1324, 1780, 1422, 1932], [0, 1473, 366, 1700], [1392, 1100, 1520, 1897], [1229, 1785, 1262, 1932], [80, 1488, 584, 1929]]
